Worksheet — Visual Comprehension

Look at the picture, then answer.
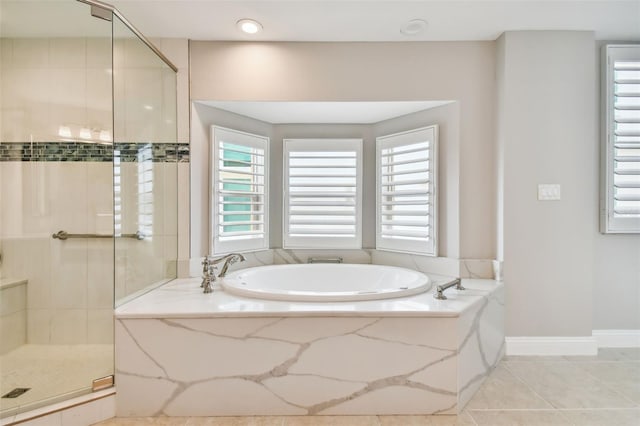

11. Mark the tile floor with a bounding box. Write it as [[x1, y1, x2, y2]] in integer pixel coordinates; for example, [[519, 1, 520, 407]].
[[93, 348, 638, 425], [1, 344, 113, 417]]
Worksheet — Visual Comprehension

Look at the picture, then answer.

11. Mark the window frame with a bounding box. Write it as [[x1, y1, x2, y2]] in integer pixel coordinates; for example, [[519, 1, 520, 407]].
[[282, 138, 363, 249], [376, 125, 438, 256], [210, 125, 269, 255], [601, 44, 640, 234]]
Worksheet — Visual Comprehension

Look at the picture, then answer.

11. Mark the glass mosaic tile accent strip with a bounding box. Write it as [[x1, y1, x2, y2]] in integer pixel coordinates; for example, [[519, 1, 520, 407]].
[[0, 142, 189, 162]]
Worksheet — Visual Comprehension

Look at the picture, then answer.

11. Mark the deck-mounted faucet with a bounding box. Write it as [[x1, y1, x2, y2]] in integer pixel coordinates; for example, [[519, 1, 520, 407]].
[[201, 253, 246, 293], [213, 253, 246, 277], [433, 278, 465, 300]]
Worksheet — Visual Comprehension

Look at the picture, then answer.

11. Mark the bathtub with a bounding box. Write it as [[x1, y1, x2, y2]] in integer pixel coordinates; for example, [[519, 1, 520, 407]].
[[221, 264, 431, 302], [115, 267, 505, 417]]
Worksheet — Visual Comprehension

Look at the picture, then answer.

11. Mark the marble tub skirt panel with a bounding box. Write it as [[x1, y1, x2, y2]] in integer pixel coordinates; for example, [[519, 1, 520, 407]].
[[115, 285, 504, 417]]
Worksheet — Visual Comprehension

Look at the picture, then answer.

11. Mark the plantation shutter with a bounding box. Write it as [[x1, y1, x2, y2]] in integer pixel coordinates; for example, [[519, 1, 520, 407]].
[[376, 126, 438, 256], [603, 45, 640, 233], [283, 138, 363, 249], [211, 126, 269, 254]]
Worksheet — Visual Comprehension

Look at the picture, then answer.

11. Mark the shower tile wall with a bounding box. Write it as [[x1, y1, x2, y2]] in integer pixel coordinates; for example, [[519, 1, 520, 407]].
[[0, 149, 187, 345], [1, 37, 185, 345], [0, 162, 115, 345], [1, 38, 112, 143]]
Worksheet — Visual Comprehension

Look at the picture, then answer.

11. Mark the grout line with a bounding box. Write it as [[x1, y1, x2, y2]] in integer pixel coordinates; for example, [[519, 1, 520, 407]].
[[499, 361, 557, 409], [463, 409, 480, 426], [564, 359, 639, 408]]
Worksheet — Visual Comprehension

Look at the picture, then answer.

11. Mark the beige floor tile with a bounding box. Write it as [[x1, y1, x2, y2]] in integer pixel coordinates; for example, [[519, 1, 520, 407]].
[[378, 412, 475, 425], [572, 361, 640, 404], [565, 348, 640, 362], [468, 409, 572, 425], [465, 364, 553, 409], [502, 355, 568, 362], [186, 416, 284, 426], [282, 415, 379, 426], [558, 408, 640, 426], [615, 348, 640, 361], [574, 361, 640, 383], [93, 418, 190, 425], [609, 381, 640, 405], [503, 361, 637, 408]]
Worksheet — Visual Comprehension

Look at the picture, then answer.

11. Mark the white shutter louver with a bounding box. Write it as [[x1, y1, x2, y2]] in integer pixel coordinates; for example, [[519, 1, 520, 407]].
[[604, 45, 640, 233], [211, 126, 269, 253], [283, 139, 363, 249], [376, 126, 438, 255]]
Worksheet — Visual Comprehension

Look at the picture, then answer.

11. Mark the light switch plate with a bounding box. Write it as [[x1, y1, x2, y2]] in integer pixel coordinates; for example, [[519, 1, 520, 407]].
[[538, 184, 561, 201]]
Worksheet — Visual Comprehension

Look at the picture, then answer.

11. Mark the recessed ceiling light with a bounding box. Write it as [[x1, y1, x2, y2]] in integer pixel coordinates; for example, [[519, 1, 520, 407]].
[[237, 19, 263, 35], [400, 19, 428, 36]]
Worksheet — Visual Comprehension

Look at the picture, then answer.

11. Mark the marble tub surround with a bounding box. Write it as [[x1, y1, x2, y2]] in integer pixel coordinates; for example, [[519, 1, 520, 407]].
[[188, 250, 498, 281], [114, 278, 503, 416], [372, 251, 496, 280], [115, 277, 499, 319], [273, 249, 372, 265]]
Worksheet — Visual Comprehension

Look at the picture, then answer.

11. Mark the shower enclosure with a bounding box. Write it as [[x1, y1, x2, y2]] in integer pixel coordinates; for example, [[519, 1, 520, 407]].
[[0, 0, 178, 418]]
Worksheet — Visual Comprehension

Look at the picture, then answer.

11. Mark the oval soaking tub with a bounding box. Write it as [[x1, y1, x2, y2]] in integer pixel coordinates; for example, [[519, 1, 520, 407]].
[[221, 263, 431, 302]]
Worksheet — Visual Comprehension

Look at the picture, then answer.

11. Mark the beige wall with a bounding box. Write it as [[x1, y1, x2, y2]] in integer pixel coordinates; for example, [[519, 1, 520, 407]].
[[190, 41, 497, 260], [498, 31, 597, 337], [189, 36, 640, 334]]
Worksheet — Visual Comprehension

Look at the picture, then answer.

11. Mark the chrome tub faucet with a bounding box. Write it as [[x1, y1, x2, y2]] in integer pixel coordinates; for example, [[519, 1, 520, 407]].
[[201, 253, 246, 293], [215, 253, 246, 277]]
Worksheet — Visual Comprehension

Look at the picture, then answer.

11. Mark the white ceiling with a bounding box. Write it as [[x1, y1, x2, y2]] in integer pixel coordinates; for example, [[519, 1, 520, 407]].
[[109, 0, 640, 41], [1, 1, 638, 41], [199, 101, 454, 124]]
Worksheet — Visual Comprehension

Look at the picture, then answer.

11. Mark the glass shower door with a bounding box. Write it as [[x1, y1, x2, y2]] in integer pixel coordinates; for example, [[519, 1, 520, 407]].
[[0, 0, 114, 417], [112, 15, 178, 305]]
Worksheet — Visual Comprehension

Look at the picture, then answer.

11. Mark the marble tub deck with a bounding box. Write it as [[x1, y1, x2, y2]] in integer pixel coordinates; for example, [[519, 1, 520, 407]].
[[114, 278, 504, 417]]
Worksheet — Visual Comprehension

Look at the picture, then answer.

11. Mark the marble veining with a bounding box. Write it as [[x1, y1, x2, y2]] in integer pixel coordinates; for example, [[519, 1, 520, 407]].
[[115, 278, 504, 416]]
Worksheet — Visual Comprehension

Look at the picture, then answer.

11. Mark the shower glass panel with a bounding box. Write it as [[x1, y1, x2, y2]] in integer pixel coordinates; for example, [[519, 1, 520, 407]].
[[0, 0, 177, 418], [112, 15, 178, 305]]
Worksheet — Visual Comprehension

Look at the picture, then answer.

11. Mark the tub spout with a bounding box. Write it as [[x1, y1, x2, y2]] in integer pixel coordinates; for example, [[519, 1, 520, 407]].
[[212, 253, 246, 278]]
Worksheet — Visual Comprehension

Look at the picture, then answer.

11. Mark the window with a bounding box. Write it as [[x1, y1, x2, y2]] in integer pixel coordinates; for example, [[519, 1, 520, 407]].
[[283, 138, 363, 249], [210, 126, 269, 254], [602, 45, 640, 233], [376, 126, 438, 256]]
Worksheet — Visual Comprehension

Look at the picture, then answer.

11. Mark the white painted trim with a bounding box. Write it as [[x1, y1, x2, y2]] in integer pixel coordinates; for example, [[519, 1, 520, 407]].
[[593, 329, 640, 348], [505, 336, 598, 356]]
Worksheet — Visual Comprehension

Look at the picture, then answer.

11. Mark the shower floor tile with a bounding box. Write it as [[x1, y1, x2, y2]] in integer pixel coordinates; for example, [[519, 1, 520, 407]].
[[0, 344, 113, 417]]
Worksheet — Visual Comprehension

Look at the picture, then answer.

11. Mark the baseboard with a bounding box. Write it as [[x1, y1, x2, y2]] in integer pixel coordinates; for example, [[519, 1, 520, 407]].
[[593, 329, 640, 348], [505, 336, 598, 356]]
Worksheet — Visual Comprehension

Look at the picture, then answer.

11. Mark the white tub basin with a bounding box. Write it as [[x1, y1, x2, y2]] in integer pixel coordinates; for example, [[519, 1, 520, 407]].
[[221, 263, 431, 302]]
